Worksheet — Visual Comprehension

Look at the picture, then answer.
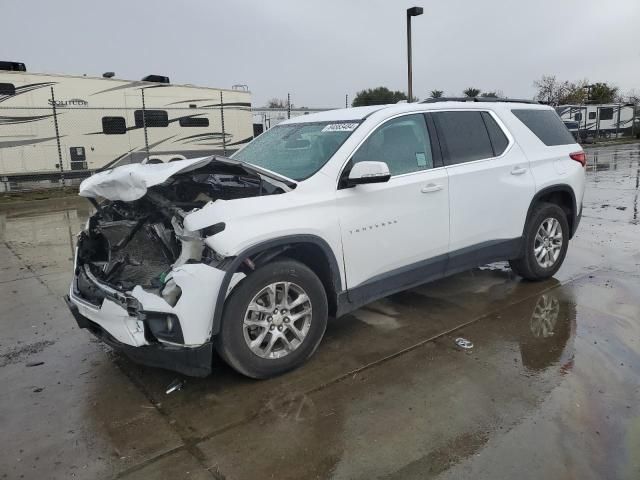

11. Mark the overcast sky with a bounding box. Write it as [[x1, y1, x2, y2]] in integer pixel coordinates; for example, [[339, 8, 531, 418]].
[[4, 0, 639, 107]]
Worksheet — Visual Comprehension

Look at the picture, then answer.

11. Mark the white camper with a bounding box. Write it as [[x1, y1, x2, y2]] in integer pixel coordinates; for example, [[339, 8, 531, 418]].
[[251, 107, 333, 136], [556, 104, 636, 139], [0, 68, 252, 177]]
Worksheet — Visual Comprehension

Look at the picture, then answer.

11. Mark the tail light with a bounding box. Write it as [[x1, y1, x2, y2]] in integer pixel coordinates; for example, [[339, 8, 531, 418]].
[[570, 151, 586, 167]]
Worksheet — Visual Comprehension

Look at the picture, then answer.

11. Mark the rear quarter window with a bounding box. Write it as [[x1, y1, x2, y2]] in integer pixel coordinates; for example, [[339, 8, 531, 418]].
[[481, 112, 509, 156], [512, 109, 576, 146]]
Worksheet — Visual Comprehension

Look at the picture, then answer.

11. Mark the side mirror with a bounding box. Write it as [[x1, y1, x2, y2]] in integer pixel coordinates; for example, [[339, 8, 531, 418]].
[[347, 161, 391, 186]]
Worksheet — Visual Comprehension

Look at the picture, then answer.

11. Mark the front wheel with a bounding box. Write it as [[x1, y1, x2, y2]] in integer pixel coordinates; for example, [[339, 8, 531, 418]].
[[509, 202, 569, 281], [215, 259, 328, 379]]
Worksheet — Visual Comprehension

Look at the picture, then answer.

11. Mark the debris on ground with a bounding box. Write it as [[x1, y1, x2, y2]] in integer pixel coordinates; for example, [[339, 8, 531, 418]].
[[166, 378, 185, 394], [26, 361, 45, 367], [0, 340, 54, 367], [32, 387, 44, 393], [455, 337, 474, 349]]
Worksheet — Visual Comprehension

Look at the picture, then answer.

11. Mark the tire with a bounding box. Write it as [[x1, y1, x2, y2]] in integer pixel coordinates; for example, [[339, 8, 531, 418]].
[[509, 202, 569, 281], [215, 259, 328, 379]]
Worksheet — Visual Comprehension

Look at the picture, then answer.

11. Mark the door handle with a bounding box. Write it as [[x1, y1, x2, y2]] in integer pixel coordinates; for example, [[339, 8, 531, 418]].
[[511, 166, 528, 175], [421, 183, 443, 193]]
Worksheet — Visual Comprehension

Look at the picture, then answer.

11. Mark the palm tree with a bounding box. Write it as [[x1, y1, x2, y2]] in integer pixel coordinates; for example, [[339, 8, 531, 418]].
[[463, 88, 481, 98], [430, 89, 444, 98]]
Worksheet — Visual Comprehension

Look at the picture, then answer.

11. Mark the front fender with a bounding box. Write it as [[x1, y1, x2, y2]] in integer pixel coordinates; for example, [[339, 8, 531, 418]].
[[209, 234, 343, 337]]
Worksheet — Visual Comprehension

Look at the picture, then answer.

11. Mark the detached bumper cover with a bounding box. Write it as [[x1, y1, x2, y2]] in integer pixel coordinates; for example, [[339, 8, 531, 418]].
[[65, 295, 213, 377]]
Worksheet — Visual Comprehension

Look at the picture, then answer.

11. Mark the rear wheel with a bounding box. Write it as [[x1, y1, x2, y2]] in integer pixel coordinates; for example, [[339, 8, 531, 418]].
[[510, 202, 569, 281], [215, 259, 328, 379]]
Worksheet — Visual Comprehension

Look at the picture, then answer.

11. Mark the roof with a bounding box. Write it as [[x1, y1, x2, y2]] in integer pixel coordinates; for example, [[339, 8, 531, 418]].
[[0, 69, 249, 94], [281, 101, 552, 125], [421, 97, 539, 104]]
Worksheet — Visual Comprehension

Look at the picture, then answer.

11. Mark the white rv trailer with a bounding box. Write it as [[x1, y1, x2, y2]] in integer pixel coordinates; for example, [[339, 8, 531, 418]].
[[0, 69, 253, 177], [251, 107, 334, 136], [556, 104, 637, 139]]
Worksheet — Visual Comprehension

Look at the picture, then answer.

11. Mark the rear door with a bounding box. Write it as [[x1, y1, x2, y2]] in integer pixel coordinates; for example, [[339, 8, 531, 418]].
[[432, 110, 535, 272]]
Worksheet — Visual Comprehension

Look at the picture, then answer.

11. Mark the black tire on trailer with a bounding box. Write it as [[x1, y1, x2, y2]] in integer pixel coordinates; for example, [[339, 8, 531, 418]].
[[215, 259, 328, 379], [509, 202, 570, 281]]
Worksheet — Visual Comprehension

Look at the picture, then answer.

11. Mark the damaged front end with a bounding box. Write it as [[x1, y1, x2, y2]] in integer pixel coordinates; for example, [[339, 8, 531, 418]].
[[66, 156, 289, 376]]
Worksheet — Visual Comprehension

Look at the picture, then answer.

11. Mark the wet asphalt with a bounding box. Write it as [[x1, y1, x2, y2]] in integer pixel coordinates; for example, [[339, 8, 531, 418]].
[[0, 143, 639, 480]]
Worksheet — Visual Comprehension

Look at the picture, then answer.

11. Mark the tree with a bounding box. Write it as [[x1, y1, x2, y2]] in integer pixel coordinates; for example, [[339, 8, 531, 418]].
[[588, 82, 618, 104], [430, 89, 444, 98], [619, 89, 640, 105], [267, 98, 288, 108], [463, 88, 481, 98], [480, 91, 502, 98], [558, 80, 589, 104], [533, 75, 568, 105], [352, 87, 407, 107]]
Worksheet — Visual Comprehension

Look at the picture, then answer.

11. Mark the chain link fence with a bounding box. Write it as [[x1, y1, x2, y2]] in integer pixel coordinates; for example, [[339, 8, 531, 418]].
[[556, 104, 639, 142], [251, 107, 334, 136], [8, 84, 635, 194], [0, 85, 259, 193]]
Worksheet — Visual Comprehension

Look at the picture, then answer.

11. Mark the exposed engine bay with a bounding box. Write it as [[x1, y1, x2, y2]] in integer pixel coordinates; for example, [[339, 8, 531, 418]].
[[75, 157, 286, 304]]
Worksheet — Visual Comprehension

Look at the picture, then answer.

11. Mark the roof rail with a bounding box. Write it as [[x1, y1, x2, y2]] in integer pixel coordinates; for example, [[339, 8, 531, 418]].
[[420, 97, 539, 104]]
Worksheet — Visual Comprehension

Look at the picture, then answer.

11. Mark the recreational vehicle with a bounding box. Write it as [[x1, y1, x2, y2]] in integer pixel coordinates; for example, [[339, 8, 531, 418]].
[[556, 104, 637, 140], [251, 107, 332, 136], [0, 66, 253, 178]]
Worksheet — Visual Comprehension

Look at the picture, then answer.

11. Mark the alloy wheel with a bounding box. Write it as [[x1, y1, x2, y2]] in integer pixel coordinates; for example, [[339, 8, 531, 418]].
[[533, 217, 563, 269], [243, 281, 313, 359]]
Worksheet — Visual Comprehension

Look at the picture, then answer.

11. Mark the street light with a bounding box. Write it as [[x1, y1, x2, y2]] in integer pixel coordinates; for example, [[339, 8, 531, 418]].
[[407, 6, 423, 102]]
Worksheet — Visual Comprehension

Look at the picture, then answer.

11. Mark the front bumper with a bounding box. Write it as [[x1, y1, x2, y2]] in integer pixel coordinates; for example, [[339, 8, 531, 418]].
[[67, 242, 229, 376], [66, 295, 213, 377]]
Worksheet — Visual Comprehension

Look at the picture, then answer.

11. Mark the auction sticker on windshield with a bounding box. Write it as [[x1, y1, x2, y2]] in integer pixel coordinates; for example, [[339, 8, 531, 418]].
[[321, 123, 359, 133]]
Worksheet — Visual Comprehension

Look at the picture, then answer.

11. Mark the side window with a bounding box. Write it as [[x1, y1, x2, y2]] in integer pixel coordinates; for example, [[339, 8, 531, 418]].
[[134, 110, 169, 128], [0, 83, 16, 96], [102, 116, 126, 135], [351, 114, 433, 176], [512, 109, 576, 146], [433, 111, 493, 165], [481, 112, 509, 156], [588, 112, 596, 120], [574, 112, 582, 121], [179, 116, 209, 127], [599, 107, 614, 121]]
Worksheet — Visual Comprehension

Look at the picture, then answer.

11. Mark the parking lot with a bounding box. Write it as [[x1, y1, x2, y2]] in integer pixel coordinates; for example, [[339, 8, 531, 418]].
[[1, 143, 638, 479]]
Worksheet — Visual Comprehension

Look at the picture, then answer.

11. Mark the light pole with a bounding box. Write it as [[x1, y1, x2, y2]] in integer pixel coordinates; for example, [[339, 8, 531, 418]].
[[407, 6, 423, 102]]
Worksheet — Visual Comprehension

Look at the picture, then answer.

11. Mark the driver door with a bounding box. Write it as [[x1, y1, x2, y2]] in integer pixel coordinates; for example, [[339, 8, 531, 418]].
[[335, 113, 450, 302]]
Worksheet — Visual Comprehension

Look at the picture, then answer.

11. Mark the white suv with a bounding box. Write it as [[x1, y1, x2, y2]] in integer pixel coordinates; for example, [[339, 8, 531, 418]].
[[66, 100, 586, 378]]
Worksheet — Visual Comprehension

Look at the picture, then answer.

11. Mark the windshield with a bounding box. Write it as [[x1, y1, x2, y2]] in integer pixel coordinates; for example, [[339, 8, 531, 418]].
[[232, 121, 360, 180]]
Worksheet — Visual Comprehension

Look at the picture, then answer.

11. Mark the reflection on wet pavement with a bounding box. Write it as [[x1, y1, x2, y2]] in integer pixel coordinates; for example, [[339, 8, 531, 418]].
[[0, 144, 639, 479]]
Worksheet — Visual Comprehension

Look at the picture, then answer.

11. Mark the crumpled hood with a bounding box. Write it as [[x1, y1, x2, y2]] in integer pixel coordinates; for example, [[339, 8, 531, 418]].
[[79, 157, 212, 201]]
